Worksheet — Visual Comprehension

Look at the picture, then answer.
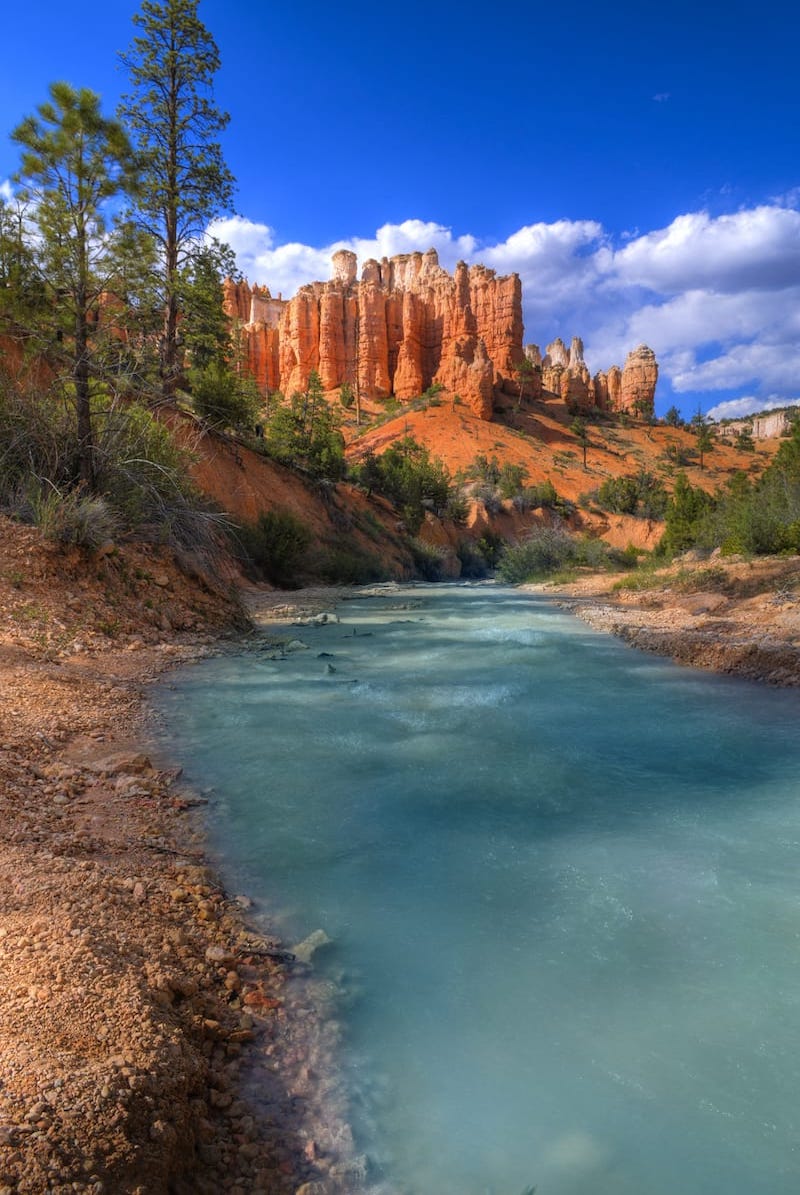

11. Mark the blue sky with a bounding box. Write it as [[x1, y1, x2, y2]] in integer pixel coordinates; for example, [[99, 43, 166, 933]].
[[2, 0, 799, 419]]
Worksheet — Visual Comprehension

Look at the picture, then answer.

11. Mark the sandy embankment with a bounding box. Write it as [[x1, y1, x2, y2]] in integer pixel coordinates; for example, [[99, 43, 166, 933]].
[[531, 553, 800, 687], [0, 519, 364, 1194]]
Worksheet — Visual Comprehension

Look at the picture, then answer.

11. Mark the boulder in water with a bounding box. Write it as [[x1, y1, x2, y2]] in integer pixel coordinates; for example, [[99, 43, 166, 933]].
[[291, 929, 332, 964]]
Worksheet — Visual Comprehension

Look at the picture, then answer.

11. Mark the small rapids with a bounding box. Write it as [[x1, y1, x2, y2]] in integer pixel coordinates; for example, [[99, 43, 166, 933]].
[[157, 585, 800, 1194]]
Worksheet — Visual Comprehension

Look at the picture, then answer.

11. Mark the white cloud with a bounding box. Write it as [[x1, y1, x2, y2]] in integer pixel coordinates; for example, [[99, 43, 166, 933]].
[[672, 340, 800, 393], [612, 206, 800, 293], [706, 395, 800, 421], [211, 198, 800, 414], [483, 220, 611, 330], [208, 215, 479, 300], [585, 285, 800, 372], [345, 219, 479, 269], [771, 186, 800, 208], [0, 178, 12, 202]]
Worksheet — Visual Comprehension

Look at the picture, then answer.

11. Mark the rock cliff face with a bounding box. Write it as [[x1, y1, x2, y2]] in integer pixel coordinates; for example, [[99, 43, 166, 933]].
[[225, 250, 523, 418], [717, 409, 791, 440], [619, 344, 659, 415], [527, 336, 657, 416], [226, 253, 658, 421]]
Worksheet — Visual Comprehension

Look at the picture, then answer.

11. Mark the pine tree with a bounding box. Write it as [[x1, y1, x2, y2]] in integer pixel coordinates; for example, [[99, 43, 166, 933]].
[[569, 416, 590, 469], [692, 412, 715, 470], [12, 83, 140, 487], [119, 0, 235, 400]]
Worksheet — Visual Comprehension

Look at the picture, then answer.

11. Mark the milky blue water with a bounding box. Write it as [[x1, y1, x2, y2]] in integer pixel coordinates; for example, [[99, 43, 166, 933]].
[[157, 585, 800, 1194]]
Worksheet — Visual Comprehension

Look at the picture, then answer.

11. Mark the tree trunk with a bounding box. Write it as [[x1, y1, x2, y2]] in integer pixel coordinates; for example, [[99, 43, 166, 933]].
[[161, 200, 180, 400], [74, 298, 94, 489]]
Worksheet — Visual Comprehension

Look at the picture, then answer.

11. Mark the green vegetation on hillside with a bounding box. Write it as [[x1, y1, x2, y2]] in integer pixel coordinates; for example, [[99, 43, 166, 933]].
[[261, 371, 346, 480], [0, 0, 244, 565], [660, 425, 800, 556], [497, 526, 633, 583], [353, 437, 458, 533], [595, 470, 668, 519], [0, 370, 221, 558]]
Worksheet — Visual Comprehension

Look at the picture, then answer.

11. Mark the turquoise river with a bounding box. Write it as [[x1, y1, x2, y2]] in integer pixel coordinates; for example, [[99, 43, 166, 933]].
[[156, 585, 800, 1194]]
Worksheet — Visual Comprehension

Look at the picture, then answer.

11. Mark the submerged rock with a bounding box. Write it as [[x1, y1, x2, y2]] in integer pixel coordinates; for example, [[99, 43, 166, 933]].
[[291, 929, 332, 965]]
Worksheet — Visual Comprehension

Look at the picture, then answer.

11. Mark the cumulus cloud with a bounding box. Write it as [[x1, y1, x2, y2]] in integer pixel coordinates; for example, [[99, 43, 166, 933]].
[[612, 206, 800, 293], [585, 284, 800, 374], [207, 216, 478, 300], [707, 395, 800, 421], [0, 178, 12, 202], [211, 198, 800, 415], [484, 219, 611, 330], [672, 340, 800, 393]]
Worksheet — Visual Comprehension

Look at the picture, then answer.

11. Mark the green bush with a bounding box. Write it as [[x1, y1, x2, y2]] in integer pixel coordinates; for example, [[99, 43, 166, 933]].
[[497, 526, 579, 582], [473, 481, 502, 515], [263, 371, 345, 480], [476, 531, 505, 568], [235, 509, 311, 587], [409, 538, 448, 580], [445, 489, 470, 525], [598, 475, 639, 514], [691, 446, 800, 556], [352, 437, 454, 533], [513, 480, 559, 512], [598, 471, 668, 519], [608, 542, 644, 569], [465, 453, 501, 485], [497, 462, 528, 499], [189, 362, 261, 433], [0, 374, 76, 500], [0, 374, 224, 562], [318, 544, 386, 584], [497, 526, 627, 582], [659, 472, 713, 556], [456, 539, 490, 578], [531, 479, 558, 508]]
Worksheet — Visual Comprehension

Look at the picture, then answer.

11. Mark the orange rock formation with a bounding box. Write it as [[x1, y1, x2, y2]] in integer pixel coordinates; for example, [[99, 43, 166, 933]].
[[526, 337, 658, 416], [224, 250, 524, 418], [226, 252, 658, 421]]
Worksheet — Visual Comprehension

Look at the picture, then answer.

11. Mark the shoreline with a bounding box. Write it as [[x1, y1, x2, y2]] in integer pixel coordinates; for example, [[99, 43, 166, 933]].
[[3, 521, 799, 1191], [1, 637, 358, 1194], [525, 553, 800, 688], [0, 518, 366, 1193]]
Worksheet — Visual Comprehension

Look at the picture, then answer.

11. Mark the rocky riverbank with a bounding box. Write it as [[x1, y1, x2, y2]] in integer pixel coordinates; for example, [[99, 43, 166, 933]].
[[0, 518, 363, 1194], [535, 553, 800, 687], [4, 511, 799, 1193]]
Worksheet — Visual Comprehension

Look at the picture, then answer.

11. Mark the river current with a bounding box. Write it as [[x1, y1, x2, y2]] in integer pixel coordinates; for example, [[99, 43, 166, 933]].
[[156, 585, 800, 1194]]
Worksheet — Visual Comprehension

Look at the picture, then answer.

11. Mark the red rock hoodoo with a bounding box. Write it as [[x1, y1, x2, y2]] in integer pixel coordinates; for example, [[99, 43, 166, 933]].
[[225, 250, 525, 418], [227, 252, 658, 421], [526, 337, 657, 417]]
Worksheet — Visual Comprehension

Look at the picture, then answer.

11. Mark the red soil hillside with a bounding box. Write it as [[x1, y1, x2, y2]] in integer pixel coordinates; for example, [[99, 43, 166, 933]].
[[343, 390, 778, 551], [164, 411, 417, 580]]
